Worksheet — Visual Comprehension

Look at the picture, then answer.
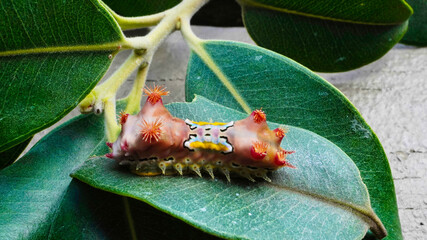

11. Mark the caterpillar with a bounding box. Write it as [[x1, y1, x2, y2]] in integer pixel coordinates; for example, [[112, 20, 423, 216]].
[[105, 85, 295, 182]]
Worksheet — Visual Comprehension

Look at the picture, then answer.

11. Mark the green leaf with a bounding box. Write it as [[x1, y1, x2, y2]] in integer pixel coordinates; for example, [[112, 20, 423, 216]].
[[401, 0, 427, 46], [192, 0, 243, 26], [0, 0, 125, 152], [104, 0, 243, 27], [239, 0, 412, 23], [0, 105, 219, 239], [0, 136, 31, 169], [72, 96, 385, 240], [102, 0, 181, 17], [238, 0, 412, 72], [49, 179, 219, 239], [185, 41, 401, 239], [0, 113, 105, 239]]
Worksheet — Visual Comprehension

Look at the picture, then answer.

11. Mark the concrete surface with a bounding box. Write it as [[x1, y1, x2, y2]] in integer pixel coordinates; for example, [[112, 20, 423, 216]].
[[24, 26, 426, 239]]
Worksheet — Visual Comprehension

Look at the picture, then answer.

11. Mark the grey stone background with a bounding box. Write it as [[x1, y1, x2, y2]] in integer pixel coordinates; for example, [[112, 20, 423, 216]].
[[24, 27, 426, 239]]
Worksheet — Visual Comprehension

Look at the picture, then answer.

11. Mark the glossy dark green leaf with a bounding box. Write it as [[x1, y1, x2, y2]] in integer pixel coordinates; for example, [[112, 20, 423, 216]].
[[0, 0, 124, 152], [0, 105, 217, 239], [104, 0, 243, 27], [238, 0, 412, 72], [401, 0, 427, 46], [192, 0, 243, 26], [0, 136, 31, 169], [239, 0, 412, 23], [73, 96, 385, 240], [102, 0, 181, 17], [49, 179, 219, 239], [186, 41, 401, 239]]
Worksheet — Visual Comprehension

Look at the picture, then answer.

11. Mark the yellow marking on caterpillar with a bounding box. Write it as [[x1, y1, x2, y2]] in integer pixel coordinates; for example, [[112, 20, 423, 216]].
[[188, 121, 229, 126], [189, 141, 229, 152]]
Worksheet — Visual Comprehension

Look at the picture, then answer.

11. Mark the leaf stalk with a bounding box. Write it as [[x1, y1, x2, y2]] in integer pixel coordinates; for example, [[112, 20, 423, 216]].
[[80, 0, 209, 141], [180, 17, 253, 114]]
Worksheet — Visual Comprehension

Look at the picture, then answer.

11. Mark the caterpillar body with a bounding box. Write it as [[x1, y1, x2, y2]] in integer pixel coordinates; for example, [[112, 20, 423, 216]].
[[106, 85, 295, 182]]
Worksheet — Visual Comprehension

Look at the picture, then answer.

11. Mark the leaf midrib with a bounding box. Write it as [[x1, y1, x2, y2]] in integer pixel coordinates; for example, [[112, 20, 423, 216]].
[[123, 196, 138, 240], [269, 182, 384, 238], [0, 41, 123, 57], [237, 0, 407, 25]]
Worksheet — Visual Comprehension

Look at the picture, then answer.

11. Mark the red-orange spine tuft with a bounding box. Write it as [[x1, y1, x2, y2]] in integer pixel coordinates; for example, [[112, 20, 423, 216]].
[[251, 109, 266, 123], [143, 85, 169, 105], [251, 141, 268, 160], [140, 118, 163, 143], [119, 111, 129, 125], [273, 127, 287, 141], [274, 150, 295, 168]]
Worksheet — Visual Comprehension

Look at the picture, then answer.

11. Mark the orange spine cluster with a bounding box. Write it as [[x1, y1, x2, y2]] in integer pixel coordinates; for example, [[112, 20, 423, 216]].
[[251, 141, 268, 160], [119, 111, 129, 125], [140, 118, 163, 143], [143, 85, 169, 104], [251, 109, 266, 123]]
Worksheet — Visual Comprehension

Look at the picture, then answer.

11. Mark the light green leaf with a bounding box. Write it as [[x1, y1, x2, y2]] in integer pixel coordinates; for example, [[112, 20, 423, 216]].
[[102, 0, 181, 17], [401, 0, 427, 46], [237, 0, 412, 72], [72, 96, 385, 240], [0, 0, 125, 153], [185, 40, 401, 239]]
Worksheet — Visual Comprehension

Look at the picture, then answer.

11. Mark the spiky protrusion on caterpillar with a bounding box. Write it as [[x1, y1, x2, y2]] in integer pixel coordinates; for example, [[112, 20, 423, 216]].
[[143, 85, 169, 104], [119, 111, 129, 125], [106, 85, 295, 182], [251, 141, 268, 160], [139, 118, 163, 143], [274, 127, 287, 141], [251, 109, 266, 123]]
